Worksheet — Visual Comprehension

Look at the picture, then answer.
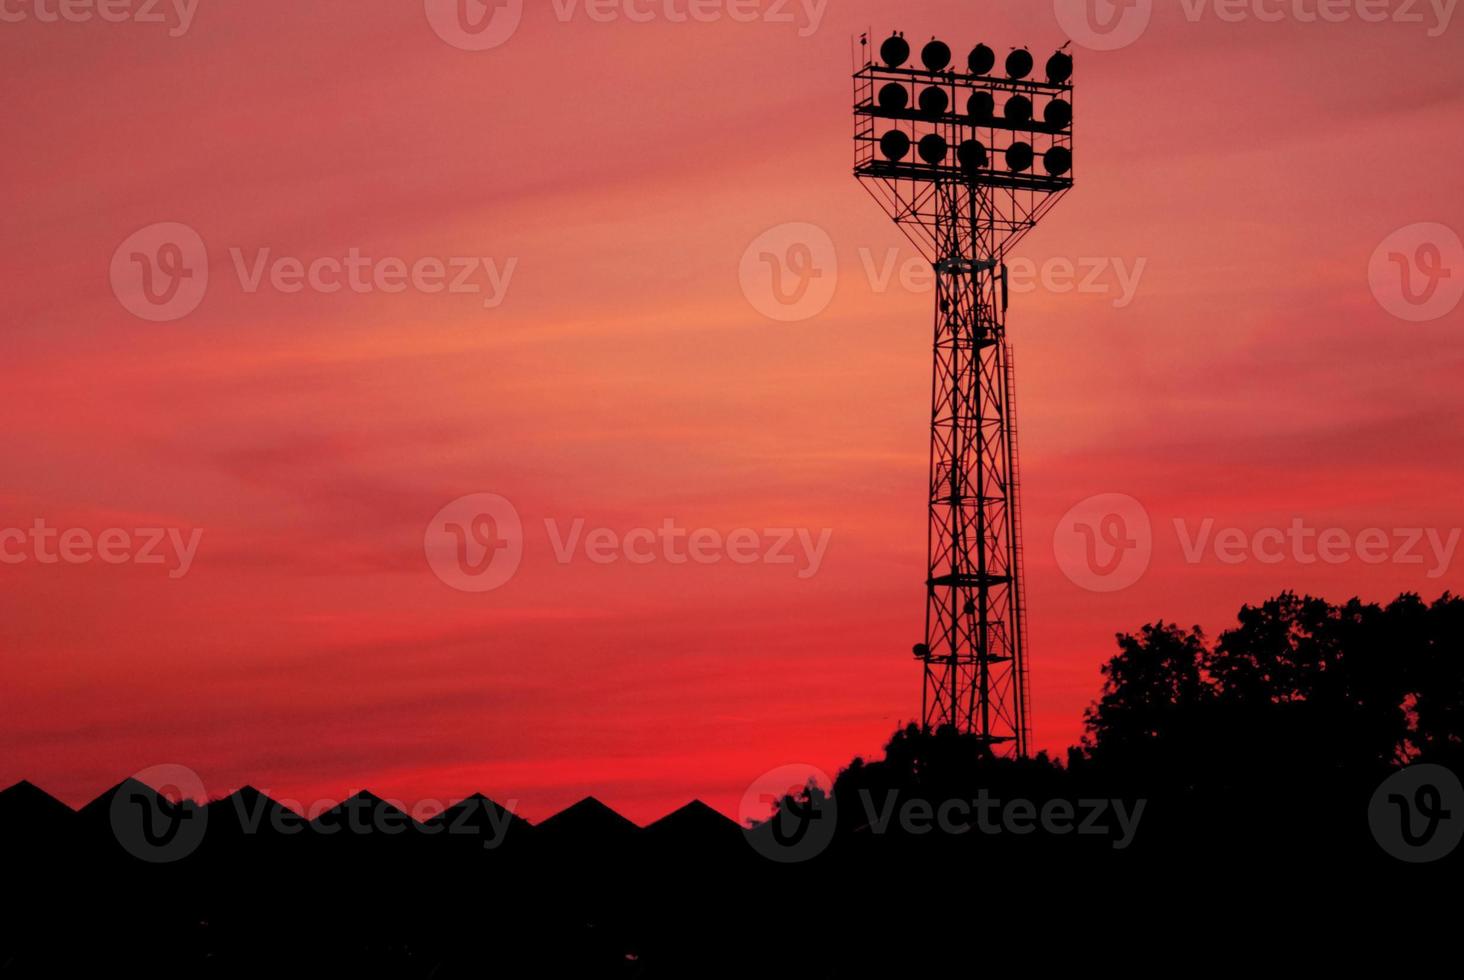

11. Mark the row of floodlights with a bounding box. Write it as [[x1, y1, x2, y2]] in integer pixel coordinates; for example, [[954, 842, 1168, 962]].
[[878, 131, 1073, 177], [879, 33, 1073, 85], [877, 84, 1072, 130]]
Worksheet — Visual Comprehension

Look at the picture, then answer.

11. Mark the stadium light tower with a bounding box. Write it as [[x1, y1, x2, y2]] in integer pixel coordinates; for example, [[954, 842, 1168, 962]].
[[853, 32, 1075, 755]]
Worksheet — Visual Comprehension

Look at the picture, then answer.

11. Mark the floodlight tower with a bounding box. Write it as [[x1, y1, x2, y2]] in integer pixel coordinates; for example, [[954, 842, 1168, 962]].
[[854, 32, 1075, 755]]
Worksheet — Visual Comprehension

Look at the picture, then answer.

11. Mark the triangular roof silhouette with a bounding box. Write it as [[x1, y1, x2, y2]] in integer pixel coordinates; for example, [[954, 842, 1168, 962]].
[[212, 784, 270, 804], [534, 796, 639, 837], [424, 792, 527, 828], [309, 790, 417, 832], [643, 799, 740, 837], [0, 780, 76, 825], [77, 777, 178, 820], [205, 785, 304, 834]]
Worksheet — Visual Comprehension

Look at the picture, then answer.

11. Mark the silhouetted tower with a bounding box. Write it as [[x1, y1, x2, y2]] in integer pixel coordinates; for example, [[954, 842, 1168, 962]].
[[854, 32, 1075, 755]]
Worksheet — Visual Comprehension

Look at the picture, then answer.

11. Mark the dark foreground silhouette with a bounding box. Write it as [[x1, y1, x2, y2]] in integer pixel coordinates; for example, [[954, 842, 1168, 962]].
[[2, 592, 1460, 975]]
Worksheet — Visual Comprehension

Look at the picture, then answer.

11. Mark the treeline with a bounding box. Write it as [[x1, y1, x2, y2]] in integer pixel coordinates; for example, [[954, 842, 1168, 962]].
[[775, 592, 1463, 862]]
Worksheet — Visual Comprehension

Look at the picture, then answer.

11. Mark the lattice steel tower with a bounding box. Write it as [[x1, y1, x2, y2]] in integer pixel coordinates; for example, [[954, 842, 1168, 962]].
[[854, 32, 1075, 755]]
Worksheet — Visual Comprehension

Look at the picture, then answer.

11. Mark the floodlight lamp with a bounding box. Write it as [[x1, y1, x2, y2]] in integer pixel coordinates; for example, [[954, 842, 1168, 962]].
[[881, 33, 909, 68], [918, 86, 950, 118], [918, 133, 949, 165], [1046, 51, 1073, 84], [1044, 99, 1072, 130], [1044, 146, 1072, 176], [1006, 141, 1034, 171], [1006, 48, 1033, 80], [1004, 95, 1033, 125], [878, 83, 909, 112], [921, 39, 952, 71], [968, 91, 995, 123], [968, 44, 996, 76], [957, 139, 988, 174], [880, 130, 911, 161]]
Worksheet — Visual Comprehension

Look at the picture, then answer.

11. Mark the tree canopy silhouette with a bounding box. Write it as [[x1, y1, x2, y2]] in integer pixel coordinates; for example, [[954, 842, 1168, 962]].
[[1081, 592, 1464, 790]]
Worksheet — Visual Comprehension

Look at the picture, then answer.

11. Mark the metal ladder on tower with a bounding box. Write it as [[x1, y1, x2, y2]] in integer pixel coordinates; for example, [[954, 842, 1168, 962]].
[[1004, 342, 1033, 754], [852, 67, 876, 170]]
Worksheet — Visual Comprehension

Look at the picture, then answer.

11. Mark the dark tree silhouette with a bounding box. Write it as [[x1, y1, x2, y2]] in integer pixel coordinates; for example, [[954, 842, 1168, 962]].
[[1081, 621, 1214, 784], [1078, 593, 1464, 784], [1208, 592, 1412, 776], [1408, 593, 1464, 769]]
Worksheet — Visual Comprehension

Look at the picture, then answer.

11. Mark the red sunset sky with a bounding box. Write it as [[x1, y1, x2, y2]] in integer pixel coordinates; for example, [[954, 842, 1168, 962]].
[[2, 0, 1463, 823]]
